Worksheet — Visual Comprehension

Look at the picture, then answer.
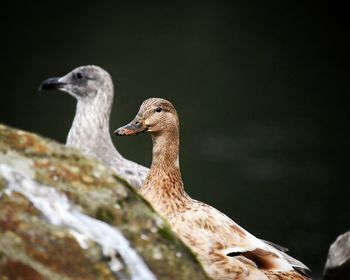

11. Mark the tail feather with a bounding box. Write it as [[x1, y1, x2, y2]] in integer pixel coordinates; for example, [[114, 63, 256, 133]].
[[279, 251, 310, 271], [261, 239, 289, 252]]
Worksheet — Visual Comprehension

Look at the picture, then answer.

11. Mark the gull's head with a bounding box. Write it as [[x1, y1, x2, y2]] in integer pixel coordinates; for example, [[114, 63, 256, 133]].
[[39, 65, 113, 101], [114, 98, 179, 136]]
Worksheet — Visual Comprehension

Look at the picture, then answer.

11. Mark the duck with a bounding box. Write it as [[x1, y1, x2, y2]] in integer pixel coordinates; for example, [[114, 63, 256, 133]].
[[39, 65, 148, 189], [114, 98, 310, 280]]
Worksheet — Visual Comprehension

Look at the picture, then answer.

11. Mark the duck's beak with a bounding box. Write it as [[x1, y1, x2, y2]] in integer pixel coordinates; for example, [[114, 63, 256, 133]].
[[114, 118, 149, 136], [39, 77, 67, 91]]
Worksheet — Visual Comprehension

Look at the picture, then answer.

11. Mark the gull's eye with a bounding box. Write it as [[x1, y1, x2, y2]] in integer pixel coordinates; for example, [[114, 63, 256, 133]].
[[155, 107, 162, 113], [76, 72, 84, 80]]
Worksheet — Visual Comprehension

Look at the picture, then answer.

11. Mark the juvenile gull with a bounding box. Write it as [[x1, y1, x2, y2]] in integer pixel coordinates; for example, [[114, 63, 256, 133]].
[[39, 65, 148, 189]]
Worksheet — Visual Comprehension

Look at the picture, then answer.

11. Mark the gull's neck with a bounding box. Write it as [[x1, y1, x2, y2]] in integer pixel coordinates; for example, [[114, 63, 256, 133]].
[[66, 91, 122, 160]]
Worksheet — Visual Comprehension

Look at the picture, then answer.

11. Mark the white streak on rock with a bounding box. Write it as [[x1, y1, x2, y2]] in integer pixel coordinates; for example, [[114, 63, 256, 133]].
[[0, 164, 156, 280], [68, 229, 90, 249]]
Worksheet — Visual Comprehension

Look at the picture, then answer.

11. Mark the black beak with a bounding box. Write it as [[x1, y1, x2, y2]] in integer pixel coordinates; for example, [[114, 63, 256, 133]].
[[39, 77, 67, 91], [114, 119, 149, 136]]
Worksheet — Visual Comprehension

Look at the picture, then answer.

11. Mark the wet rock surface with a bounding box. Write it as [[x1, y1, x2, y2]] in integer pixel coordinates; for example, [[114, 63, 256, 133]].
[[324, 230, 350, 280], [0, 123, 210, 280]]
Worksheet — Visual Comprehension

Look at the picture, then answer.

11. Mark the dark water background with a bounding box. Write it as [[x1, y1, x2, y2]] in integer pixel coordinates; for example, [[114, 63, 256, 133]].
[[1, 2, 349, 278]]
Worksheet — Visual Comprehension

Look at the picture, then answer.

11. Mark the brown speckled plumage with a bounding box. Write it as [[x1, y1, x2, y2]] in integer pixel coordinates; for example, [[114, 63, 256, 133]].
[[263, 270, 309, 280], [116, 98, 310, 280]]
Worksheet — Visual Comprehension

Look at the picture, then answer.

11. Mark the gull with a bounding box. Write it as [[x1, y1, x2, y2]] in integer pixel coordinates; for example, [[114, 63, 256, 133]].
[[40, 65, 148, 189]]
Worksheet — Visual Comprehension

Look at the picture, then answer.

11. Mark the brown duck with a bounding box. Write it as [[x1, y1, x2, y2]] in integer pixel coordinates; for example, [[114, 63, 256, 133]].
[[114, 98, 310, 280]]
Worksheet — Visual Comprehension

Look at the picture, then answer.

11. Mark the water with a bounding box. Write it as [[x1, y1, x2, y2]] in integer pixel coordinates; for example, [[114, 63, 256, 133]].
[[1, 2, 348, 276]]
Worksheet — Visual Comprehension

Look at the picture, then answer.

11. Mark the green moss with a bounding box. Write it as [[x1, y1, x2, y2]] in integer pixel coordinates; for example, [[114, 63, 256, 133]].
[[158, 225, 176, 243], [95, 207, 115, 224], [0, 178, 5, 191]]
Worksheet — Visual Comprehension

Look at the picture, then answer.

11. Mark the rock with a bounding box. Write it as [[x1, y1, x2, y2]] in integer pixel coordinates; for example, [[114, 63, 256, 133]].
[[0, 123, 210, 280], [324, 230, 350, 280]]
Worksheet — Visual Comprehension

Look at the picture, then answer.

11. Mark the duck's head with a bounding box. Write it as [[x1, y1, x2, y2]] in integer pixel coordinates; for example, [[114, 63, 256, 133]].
[[114, 98, 179, 136], [39, 65, 113, 101]]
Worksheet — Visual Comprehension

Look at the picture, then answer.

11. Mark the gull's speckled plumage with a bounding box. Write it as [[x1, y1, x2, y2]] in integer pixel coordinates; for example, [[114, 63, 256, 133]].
[[40, 65, 148, 189], [115, 98, 310, 280]]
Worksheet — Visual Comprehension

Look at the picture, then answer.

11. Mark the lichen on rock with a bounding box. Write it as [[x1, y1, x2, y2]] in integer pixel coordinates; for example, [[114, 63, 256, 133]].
[[0, 123, 210, 280]]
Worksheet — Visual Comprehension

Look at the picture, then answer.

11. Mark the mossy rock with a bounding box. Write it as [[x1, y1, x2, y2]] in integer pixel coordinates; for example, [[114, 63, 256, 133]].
[[0, 123, 210, 280]]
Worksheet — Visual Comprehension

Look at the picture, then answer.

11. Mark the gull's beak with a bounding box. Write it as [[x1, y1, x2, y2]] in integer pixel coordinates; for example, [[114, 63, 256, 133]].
[[39, 77, 67, 91], [114, 118, 149, 136]]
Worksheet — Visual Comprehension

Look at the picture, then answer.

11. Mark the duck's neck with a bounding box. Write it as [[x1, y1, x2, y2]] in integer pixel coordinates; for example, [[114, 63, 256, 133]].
[[142, 129, 189, 212], [66, 93, 122, 160], [151, 131, 180, 172]]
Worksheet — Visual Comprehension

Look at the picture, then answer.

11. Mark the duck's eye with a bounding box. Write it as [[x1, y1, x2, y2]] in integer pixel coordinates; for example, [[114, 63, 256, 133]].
[[76, 72, 84, 79], [155, 107, 162, 113]]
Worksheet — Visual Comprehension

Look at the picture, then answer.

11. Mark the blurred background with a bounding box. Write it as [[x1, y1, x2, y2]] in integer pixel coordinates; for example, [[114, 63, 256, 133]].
[[1, 1, 349, 278]]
